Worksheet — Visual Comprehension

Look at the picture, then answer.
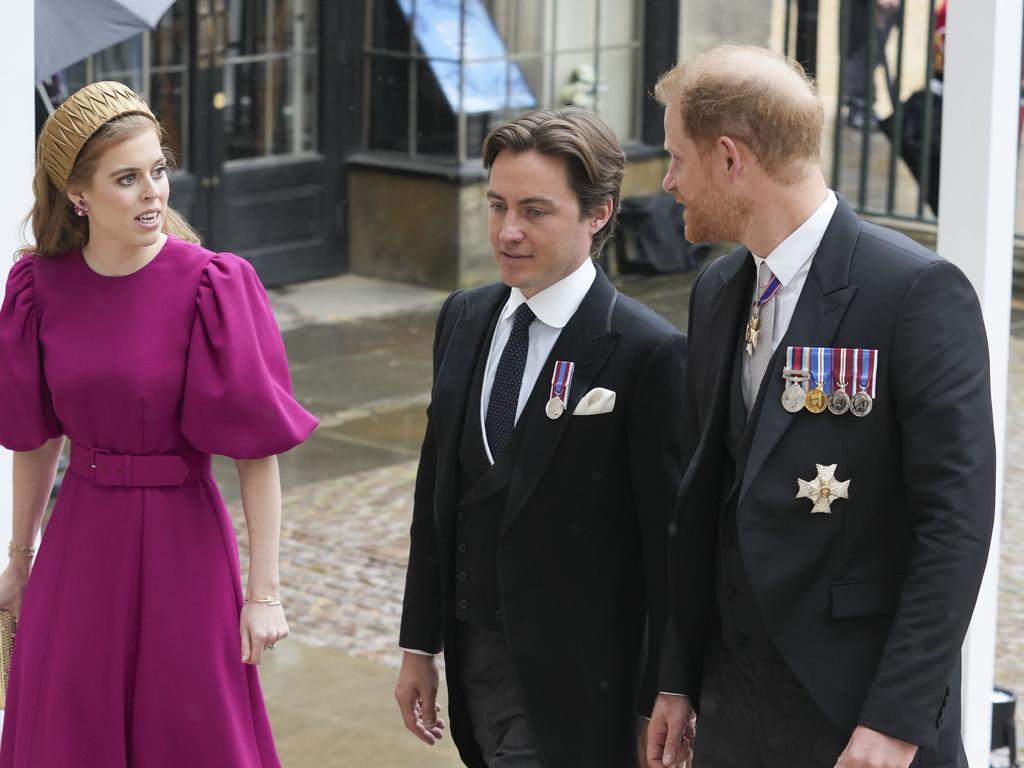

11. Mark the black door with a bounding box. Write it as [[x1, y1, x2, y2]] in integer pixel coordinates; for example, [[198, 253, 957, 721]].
[[190, 0, 339, 285], [66, 0, 343, 285], [187, 0, 339, 284]]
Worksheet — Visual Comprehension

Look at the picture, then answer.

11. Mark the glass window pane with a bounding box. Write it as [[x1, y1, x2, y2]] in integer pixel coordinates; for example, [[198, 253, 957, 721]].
[[416, 59, 457, 156], [152, 4, 188, 67], [92, 38, 146, 92], [224, 61, 271, 159], [279, 0, 317, 51], [597, 47, 638, 141], [150, 5, 188, 170], [460, 59, 537, 114], [302, 0, 319, 46], [223, 55, 317, 161], [227, 0, 312, 56], [61, 62, 89, 96], [370, 0, 411, 52], [224, 0, 319, 161], [555, 0, 597, 51], [516, 55, 548, 106], [228, 0, 273, 57], [599, 0, 636, 47], [298, 51, 318, 153], [490, 0, 546, 55], [367, 55, 411, 153], [151, 72, 188, 169]]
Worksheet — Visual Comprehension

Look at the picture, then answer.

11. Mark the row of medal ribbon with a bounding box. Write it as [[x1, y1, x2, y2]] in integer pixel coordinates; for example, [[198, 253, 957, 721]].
[[782, 346, 878, 416]]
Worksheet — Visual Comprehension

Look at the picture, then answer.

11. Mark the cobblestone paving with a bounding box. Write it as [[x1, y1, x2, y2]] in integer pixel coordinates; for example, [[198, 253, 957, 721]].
[[230, 460, 420, 668]]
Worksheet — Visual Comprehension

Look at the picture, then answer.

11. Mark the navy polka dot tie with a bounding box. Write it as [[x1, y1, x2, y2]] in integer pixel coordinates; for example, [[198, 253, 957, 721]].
[[485, 303, 536, 458]]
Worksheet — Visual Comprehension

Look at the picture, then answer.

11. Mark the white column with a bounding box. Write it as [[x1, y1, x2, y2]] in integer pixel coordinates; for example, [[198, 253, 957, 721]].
[[0, 0, 35, 558], [937, 0, 1021, 764]]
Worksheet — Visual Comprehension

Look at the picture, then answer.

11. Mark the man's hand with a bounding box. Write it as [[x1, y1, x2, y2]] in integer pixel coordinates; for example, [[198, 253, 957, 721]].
[[835, 725, 918, 768], [645, 693, 696, 767], [395, 651, 446, 745]]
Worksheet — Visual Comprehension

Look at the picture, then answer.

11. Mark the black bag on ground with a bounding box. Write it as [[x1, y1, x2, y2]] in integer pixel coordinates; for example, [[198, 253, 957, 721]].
[[615, 194, 711, 274]]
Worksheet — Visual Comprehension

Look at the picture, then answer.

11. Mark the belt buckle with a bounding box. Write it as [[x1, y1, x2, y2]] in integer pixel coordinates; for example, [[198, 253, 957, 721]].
[[90, 449, 124, 487]]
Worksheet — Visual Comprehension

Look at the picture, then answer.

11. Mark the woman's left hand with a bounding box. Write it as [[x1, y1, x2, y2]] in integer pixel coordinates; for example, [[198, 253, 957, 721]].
[[240, 602, 289, 665]]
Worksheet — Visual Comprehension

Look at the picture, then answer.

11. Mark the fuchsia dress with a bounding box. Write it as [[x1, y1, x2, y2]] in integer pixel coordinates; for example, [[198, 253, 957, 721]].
[[0, 235, 317, 767]]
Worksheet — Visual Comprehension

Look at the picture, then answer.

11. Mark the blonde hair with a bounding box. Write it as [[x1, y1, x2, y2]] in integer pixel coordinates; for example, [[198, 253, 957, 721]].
[[19, 113, 200, 258], [655, 45, 823, 183]]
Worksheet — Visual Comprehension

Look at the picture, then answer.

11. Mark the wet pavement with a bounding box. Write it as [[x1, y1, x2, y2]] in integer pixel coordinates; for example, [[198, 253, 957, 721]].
[[216, 268, 1024, 766]]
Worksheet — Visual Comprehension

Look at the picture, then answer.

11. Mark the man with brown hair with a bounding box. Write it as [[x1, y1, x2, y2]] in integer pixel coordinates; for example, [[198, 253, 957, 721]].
[[645, 45, 994, 768], [395, 106, 688, 767]]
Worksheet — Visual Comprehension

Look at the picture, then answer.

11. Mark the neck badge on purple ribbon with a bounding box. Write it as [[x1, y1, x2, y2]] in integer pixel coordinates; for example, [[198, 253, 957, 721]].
[[545, 361, 575, 419], [746, 272, 782, 356]]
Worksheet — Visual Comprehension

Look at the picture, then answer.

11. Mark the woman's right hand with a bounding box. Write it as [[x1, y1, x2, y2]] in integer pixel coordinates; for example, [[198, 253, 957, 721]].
[[0, 564, 30, 617]]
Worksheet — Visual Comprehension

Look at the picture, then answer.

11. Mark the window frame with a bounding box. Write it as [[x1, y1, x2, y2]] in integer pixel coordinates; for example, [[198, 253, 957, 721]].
[[359, 0, 675, 168]]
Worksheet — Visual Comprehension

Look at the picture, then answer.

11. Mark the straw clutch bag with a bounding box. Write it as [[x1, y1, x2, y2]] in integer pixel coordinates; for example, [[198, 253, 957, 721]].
[[0, 609, 15, 709]]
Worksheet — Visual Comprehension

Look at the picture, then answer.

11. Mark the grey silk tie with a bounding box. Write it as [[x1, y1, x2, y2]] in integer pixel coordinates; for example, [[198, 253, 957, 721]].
[[745, 262, 777, 412]]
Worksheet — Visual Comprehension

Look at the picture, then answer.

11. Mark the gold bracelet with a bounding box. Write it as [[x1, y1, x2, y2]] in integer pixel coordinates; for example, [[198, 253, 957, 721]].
[[8, 542, 35, 559], [245, 596, 282, 606]]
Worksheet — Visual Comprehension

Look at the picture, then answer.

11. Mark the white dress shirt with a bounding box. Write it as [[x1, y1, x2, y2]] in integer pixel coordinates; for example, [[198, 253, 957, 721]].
[[740, 190, 838, 406], [479, 257, 596, 464]]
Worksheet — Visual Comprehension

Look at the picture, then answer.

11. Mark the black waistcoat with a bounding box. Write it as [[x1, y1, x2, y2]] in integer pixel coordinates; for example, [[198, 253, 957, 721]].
[[716, 309, 784, 664], [452, 310, 530, 631]]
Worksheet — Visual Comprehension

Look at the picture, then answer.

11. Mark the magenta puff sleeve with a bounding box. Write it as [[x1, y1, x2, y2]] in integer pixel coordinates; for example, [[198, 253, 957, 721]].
[[181, 253, 317, 459], [0, 258, 62, 451]]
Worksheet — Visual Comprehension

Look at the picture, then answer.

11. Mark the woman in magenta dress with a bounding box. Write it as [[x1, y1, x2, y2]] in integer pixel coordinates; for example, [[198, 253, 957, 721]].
[[0, 82, 317, 766]]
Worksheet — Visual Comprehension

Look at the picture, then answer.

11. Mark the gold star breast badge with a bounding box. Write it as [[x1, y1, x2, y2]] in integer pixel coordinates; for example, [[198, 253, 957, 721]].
[[796, 463, 850, 514]]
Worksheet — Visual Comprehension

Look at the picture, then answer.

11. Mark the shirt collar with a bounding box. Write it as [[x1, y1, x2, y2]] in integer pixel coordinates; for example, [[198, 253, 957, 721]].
[[751, 190, 838, 285], [501, 258, 597, 329]]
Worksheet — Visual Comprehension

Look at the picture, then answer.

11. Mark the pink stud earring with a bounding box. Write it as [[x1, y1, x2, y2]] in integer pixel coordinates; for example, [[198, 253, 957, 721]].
[[73, 200, 88, 217]]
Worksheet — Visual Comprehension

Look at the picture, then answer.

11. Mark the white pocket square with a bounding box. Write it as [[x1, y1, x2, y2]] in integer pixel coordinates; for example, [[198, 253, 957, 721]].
[[573, 388, 616, 416]]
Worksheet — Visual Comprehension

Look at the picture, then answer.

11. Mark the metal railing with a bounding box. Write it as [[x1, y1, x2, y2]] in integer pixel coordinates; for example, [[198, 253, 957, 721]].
[[784, 0, 947, 227]]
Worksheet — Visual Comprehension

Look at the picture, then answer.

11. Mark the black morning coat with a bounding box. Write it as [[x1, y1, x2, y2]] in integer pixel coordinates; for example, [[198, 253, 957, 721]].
[[662, 199, 995, 766], [400, 266, 688, 768]]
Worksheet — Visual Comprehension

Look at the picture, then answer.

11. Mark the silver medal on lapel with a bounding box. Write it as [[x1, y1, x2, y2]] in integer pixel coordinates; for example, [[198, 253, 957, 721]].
[[781, 347, 810, 413], [850, 348, 877, 418], [545, 398, 565, 419], [546, 360, 575, 420], [828, 347, 851, 416]]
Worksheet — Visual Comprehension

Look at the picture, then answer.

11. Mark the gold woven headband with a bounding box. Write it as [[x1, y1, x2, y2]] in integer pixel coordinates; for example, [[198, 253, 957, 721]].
[[39, 81, 158, 191]]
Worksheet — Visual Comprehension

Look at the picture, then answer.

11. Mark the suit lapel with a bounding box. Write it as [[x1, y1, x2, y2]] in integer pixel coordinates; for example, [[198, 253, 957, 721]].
[[699, 250, 754, 458], [727, 328, 748, 451], [501, 269, 619, 534], [432, 285, 509, 521], [738, 200, 862, 506]]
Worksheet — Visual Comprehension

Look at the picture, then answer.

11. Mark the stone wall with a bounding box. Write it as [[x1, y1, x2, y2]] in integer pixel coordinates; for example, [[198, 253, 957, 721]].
[[348, 169, 461, 289]]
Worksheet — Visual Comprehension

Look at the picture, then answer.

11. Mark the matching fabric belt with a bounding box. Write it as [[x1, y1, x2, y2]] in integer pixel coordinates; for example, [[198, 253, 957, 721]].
[[69, 443, 212, 488]]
